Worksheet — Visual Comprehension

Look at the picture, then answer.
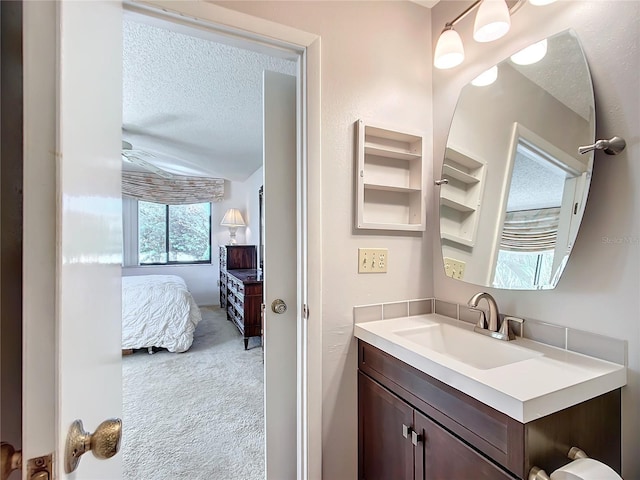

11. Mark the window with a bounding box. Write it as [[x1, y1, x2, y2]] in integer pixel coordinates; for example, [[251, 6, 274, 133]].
[[138, 201, 211, 265], [493, 249, 554, 289]]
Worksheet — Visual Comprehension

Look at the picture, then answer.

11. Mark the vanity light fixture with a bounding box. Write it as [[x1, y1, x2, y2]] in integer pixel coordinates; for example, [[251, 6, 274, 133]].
[[434, 0, 554, 70], [433, 25, 465, 69], [510, 38, 548, 65], [473, 0, 511, 43], [471, 65, 498, 86], [220, 208, 246, 245]]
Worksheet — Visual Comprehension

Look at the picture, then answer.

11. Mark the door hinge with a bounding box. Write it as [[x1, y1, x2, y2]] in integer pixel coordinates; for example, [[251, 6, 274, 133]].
[[303, 303, 310, 320], [27, 452, 53, 480]]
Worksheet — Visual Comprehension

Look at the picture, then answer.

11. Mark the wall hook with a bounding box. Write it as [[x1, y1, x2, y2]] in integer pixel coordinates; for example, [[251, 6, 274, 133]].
[[578, 136, 626, 155]]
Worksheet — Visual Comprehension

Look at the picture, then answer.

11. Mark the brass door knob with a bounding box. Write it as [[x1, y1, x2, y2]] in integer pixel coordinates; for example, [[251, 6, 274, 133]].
[[64, 418, 122, 473], [271, 299, 287, 314], [1, 443, 22, 480]]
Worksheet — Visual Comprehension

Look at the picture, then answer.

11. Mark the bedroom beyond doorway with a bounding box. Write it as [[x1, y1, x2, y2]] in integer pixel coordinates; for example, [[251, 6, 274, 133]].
[[120, 8, 300, 478]]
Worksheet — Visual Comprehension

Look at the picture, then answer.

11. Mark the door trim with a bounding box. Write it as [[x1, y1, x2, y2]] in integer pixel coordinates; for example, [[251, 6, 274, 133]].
[[23, 0, 58, 461], [125, 2, 322, 478]]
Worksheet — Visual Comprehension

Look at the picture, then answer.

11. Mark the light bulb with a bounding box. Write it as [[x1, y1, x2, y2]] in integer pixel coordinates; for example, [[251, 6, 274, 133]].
[[471, 66, 498, 86], [473, 0, 511, 43], [434, 27, 465, 69], [510, 39, 548, 65]]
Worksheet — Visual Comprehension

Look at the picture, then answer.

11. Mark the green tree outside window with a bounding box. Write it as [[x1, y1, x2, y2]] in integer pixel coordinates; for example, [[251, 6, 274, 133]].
[[138, 201, 211, 264]]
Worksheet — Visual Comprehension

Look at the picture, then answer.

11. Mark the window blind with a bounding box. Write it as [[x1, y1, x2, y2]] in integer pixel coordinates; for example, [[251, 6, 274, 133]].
[[122, 171, 224, 204], [500, 207, 561, 252]]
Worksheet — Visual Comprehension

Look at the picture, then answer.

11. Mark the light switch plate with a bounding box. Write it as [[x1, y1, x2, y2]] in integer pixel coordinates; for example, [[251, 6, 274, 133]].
[[358, 248, 388, 273], [444, 257, 465, 280]]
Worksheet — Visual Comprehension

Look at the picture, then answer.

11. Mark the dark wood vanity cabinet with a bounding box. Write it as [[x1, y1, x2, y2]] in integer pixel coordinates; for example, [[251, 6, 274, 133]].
[[359, 372, 512, 480], [359, 371, 414, 480], [358, 340, 621, 480]]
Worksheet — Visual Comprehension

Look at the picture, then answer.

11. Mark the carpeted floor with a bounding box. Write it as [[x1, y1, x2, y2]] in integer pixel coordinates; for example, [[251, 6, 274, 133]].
[[122, 306, 264, 480]]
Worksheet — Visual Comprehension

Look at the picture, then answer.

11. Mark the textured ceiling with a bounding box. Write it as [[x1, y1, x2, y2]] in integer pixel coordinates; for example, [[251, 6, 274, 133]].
[[507, 149, 566, 212], [122, 19, 296, 181]]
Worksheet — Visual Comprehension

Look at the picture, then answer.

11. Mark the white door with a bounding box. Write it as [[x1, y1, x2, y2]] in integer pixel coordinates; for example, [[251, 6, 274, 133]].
[[22, 3, 310, 479], [23, 2, 123, 479], [263, 71, 298, 479]]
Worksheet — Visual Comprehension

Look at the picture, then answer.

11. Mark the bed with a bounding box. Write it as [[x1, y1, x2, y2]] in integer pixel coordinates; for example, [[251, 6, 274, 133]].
[[122, 274, 202, 353]]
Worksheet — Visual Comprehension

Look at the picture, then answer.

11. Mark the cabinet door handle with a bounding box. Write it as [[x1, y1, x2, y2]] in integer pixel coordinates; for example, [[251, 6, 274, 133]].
[[402, 424, 412, 439], [411, 430, 423, 446]]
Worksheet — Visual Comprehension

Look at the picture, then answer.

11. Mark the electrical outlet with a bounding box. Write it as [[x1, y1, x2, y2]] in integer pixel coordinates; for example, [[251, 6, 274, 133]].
[[358, 248, 388, 273], [444, 257, 465, 280]]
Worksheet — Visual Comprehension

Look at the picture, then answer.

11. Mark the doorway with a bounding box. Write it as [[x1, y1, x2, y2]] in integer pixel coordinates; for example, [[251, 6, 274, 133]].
[[121, 6, 299, 479], [19, 2, 321, 479]]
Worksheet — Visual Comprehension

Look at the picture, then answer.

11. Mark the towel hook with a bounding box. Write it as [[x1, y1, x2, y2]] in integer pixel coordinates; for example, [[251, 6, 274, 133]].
[[578, 136, 626, 155]]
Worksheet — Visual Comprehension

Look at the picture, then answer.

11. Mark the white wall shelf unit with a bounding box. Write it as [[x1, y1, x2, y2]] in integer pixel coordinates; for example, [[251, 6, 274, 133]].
[[355, 120, 425, 231], [439, 146, 486, 247]]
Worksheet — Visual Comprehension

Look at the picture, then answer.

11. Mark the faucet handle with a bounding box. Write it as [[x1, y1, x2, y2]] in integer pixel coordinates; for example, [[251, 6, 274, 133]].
[[500, 316, 525, 340], [469, 307, 487, 329]]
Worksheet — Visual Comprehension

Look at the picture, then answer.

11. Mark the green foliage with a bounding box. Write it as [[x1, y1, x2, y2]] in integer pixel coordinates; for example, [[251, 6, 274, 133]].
[[138, 201, 211, 264], [139, 202, 166, 264], [168, 203, 211, 261]]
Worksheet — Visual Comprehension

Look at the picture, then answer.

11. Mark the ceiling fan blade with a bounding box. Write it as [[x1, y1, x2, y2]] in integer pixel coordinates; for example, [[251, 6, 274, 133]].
[[121, 150, 174, 179]]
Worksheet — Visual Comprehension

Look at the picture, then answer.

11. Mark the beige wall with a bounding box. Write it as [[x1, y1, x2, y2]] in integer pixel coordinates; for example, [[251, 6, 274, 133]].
[[217, 2, 434, 478], [217, 1, 638, 478], [432, 1, 639, 477]]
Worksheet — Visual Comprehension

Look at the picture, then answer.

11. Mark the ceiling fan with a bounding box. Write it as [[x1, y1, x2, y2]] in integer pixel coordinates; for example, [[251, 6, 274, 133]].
[[121, 140, 174, 179]]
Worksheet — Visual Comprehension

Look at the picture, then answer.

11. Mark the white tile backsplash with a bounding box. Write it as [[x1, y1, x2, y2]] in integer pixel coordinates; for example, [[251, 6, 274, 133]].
[[353, 304, 382, 323], [353, 297, 626, 365], [567, 329, 627, 366], [383, 301, 409, 319]]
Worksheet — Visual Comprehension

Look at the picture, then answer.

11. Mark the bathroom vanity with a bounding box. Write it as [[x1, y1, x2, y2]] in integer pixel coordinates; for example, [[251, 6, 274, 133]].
[[356, 314, 625, 479]]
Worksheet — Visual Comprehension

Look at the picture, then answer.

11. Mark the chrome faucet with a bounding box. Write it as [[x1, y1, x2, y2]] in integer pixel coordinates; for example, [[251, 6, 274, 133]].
[[467, 292, 523, 341], [467, 292, 500, 332]]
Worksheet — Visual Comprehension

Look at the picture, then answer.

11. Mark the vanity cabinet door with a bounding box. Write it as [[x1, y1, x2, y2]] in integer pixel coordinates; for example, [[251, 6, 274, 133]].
[[414, 411, 516, 480], [359, 372, 414, 480]]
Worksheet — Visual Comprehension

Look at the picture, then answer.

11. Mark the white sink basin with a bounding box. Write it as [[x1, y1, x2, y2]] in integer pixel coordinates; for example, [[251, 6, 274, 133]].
[[354, 313, 626, 422], [394, 323, 543, 370]]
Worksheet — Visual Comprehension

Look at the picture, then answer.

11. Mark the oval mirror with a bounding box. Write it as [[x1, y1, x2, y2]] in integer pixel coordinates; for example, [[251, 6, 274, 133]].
[[439, 30, 595, 290]]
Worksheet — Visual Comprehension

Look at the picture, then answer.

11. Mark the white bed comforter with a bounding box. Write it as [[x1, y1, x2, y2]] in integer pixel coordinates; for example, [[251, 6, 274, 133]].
[[122, 275, 202, 353]]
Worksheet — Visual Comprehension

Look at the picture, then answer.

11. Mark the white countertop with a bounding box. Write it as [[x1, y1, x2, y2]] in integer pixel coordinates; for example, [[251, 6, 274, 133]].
[[354, 314, 627, 423]]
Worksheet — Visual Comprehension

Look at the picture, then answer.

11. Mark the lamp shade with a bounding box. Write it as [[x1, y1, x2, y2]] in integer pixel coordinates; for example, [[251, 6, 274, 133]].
[[220, 208, 246, 227], [434, 27, 465, 70], [510, 39, 548, 65], [471, 65, 498, 86], [473, 0, 511, 43]]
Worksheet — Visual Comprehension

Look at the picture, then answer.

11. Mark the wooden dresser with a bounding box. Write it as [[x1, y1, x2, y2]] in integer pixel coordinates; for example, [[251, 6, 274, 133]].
[[219, 245, 263, 349]]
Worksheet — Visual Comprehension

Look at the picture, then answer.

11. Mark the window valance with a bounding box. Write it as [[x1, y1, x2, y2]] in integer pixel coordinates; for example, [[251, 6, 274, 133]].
[[500, 207, 560, 252], [122, 171, 224, 204]]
